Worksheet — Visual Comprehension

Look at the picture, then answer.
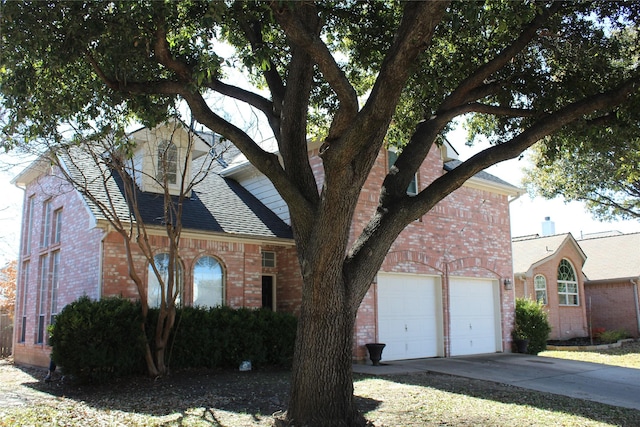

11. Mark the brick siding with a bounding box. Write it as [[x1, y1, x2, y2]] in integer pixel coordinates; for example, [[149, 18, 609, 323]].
[[585, 281, 640, 338], [515, 243, 588, 340]]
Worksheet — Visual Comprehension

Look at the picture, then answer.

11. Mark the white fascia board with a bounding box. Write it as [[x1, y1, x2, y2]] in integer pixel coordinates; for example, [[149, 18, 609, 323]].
[[462, 175, 524, 197]]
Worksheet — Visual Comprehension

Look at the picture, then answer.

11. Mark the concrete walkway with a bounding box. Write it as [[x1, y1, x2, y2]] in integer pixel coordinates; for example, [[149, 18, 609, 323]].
[[353, 353, 640, 411]]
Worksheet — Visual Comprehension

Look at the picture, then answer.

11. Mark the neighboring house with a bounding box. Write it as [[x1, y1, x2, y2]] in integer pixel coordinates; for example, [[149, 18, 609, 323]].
[[12, 122, 521, 368], [512, 232, 589, 340], [580, 232, 640, 338]]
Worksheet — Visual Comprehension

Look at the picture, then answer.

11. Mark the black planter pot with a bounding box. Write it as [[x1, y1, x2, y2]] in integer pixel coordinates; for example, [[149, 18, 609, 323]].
[[365, 343, 386, 366], [514, 338, 529, 354]]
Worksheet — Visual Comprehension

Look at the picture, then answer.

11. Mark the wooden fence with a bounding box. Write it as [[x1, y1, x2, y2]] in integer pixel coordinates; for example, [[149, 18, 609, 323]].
[[0, 314, 13, 358]]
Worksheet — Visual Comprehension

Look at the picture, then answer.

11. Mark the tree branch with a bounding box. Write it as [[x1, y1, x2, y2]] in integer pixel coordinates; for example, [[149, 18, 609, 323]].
[[272, 2, 359, 138], [363, 1, 450, 118], [234, 10, 286, 111], [152, 23, 193, 81], [439, 2, 564, 112], [178, 88, 316, 220], [346, 74, 640, 298]]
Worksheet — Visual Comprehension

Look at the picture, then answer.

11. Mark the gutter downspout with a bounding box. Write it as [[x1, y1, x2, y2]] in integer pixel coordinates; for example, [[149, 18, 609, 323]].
[[632, 279, 640, 336]]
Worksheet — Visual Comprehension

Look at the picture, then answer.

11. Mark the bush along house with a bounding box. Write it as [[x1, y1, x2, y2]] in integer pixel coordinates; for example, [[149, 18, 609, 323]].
[[12, 121, 522, 368]]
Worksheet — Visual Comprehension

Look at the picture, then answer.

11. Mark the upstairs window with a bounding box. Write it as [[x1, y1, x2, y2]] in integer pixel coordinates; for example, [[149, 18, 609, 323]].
[[41, 200, 52, 248], [534, 275, 547, 304], [52, 209, 62, 245], [262, 251, 276, 268], [157, 140, 178, 185], [23, 196, 35, 254], [557, 259, 579, 306], [387, 150, 418, 196]]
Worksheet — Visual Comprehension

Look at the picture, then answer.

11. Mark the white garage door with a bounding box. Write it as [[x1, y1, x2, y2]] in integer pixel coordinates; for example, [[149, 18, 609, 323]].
[[449, 278, 501, 356], [377, 273, 442, 361]]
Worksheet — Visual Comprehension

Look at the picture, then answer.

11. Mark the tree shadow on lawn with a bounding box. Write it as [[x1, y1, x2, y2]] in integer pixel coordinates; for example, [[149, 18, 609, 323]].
[[357, 371, 640, 425], [19, 366, 381, 422]]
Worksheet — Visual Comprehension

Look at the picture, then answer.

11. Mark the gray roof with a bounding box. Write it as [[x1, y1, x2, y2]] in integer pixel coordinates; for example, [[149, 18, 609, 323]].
[[512, 233, 586, 276], [58, 146, 292, 240], [579, 233, 640, 281]]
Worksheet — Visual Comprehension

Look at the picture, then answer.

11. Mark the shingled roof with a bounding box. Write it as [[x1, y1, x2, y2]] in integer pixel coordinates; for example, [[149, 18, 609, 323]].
[[59, 146, 292, 240], [579, 233, 640, 281], [512, 233, 586, 276]]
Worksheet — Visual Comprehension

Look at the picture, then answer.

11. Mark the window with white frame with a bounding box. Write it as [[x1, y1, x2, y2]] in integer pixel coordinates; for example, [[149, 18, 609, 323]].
[[37, 254, 49, 344], [557, 259, 579, 306], [23, 196, 35, 254], [193, 256, 224, 308], [157, 140, 178, 185], [148, 253, 183, 308], [52, 209, 62, 245], [19, 260, 29, 343], [534, 275, 547, 304], [41, 200, 52, 248], [50, 251, 60, 320], [387, 150, 418, 196], [262, 251, 276, 268]]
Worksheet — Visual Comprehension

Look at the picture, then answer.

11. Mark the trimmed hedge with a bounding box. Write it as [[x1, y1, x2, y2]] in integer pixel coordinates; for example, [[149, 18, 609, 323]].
[[162, 305, 297, 369], [51, 297, 297, 383], [513, 297, 552, 354], [49, 296, 147, 383]]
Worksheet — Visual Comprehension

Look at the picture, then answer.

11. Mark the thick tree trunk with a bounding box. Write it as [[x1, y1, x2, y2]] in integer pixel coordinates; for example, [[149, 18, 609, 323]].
[[286, 274, 367, 426]]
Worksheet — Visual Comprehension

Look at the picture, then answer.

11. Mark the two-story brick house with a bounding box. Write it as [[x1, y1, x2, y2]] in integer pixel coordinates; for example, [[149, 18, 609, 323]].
[[12, 122, 521, 368]]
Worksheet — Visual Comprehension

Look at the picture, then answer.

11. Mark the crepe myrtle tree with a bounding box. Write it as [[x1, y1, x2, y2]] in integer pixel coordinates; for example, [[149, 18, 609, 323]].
[[1, 1, 639, 425], [10, 117, 223, 377]]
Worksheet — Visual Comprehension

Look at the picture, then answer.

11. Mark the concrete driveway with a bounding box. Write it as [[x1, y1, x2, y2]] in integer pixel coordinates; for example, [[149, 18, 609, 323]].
[[353, 353, 640, 411]]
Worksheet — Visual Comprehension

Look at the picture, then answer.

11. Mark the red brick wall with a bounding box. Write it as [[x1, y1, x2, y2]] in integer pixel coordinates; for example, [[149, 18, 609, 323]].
[[311, 146, 516, 360], [13, 169, 104, 368], [585, 281, 640, 338], [101, 233, 299, 311], [515, 245, 588, 340]]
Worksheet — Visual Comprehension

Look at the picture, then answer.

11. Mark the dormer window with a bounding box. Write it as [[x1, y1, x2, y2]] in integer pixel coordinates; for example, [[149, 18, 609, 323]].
[[157, 140, 178, 185]]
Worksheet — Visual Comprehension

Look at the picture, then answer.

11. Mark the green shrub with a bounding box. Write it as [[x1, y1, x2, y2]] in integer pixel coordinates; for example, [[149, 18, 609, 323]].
[[50, 296, 147, 383], [51, 297, 297, 384], [167, 306, 297, 370], [513, 298, 551, 354], [598, 329, 629, 344]]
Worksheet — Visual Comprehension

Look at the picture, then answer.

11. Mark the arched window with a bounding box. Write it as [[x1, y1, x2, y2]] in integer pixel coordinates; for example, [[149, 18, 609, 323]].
[[157, 140, 178, 185], [534, 275, 547, 304], [557, 259, 578, 306], [148, 253, 183, 308], [193, 256, 224, 308]]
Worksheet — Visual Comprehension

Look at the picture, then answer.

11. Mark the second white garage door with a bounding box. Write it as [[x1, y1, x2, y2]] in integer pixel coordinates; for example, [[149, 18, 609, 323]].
[[377, 273, 442, 360], [449, 278, 501, 356]]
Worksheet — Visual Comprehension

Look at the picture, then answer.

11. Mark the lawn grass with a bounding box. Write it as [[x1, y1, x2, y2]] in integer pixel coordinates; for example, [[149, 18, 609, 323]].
[[1, 340, 639, 427], [539, 340, 640, 369]]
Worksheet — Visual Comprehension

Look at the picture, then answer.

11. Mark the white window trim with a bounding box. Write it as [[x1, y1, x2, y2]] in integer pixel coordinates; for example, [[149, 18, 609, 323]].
[[534, 274, 547, 305], [557, 259, 579, 306]]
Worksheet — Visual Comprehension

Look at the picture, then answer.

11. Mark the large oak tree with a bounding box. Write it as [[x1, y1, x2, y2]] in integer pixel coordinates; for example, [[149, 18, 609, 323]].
[[1, 1, 639, 425]]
